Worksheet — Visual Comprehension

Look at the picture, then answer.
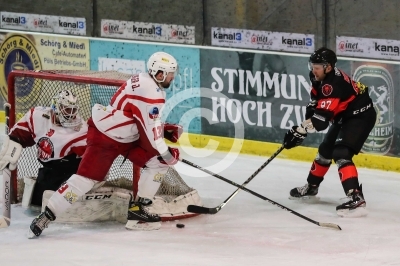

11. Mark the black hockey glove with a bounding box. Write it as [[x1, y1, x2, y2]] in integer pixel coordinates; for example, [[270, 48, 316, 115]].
[[283, 126, 307, 149], [310, 109, 334, 131], [305, 100, 317, 120]]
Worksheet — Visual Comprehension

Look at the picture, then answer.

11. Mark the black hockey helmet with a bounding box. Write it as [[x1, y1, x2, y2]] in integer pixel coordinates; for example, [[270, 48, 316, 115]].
[[309, 47, 337, 68]]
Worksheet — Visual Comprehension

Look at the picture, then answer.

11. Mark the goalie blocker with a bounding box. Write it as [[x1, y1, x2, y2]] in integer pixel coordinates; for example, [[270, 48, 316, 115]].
[[22, 167, 202, 223], [0, 135, 23, 171]]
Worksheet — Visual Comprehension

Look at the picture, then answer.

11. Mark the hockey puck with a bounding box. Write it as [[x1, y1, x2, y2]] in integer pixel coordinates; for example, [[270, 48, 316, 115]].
[[176, 223, 185, 228]]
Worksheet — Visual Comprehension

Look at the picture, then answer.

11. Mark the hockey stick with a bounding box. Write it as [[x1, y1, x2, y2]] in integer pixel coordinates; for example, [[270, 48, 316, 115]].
[[187, 145, 284, 215], [181, 156, 342, 231], [0, 103, 12, 228]]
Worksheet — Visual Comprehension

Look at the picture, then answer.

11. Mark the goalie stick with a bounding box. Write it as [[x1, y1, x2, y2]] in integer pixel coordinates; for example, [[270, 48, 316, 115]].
[[0, 103, 12, 228], [187, 145, 284, 215], [181, 156, 342, 231]]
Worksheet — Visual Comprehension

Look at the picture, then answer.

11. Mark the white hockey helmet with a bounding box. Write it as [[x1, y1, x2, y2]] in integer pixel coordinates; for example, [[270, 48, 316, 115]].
[[147, 52, 178, 82], [51, 90, 81, 128]]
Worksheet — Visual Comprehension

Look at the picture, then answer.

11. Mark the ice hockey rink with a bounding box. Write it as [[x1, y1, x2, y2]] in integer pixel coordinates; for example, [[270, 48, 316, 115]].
[[1, 131, 400, 266]]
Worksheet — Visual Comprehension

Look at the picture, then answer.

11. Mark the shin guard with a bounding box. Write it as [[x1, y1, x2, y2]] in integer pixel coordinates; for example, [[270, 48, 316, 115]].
[[337, 160, 359, 193], [307, 160, 331, 186]]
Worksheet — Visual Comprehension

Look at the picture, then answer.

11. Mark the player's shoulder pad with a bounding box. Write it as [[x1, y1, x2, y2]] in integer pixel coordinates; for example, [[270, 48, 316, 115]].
[[333, 68, 354, 88], [31, 106, 51, 119]]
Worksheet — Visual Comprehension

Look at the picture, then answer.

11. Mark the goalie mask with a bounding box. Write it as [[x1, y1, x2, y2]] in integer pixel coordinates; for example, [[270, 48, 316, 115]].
[[147, 52, 178, 83], [51, 90, 81, 128]]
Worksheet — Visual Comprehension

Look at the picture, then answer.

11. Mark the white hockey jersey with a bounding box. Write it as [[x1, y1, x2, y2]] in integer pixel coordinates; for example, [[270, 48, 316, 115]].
[[91, 73, 169, 155], [9, 107, 88, 162]]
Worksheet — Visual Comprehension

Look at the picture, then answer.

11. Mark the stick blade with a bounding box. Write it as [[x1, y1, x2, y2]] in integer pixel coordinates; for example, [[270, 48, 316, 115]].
[[0, 216, 10, 228], [319, 222, 342, 231], [187, 205, 211, 214]]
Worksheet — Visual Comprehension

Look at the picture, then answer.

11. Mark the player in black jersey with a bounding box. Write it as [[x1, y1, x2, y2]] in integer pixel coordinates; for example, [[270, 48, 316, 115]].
[[283, 47, 377, 217]]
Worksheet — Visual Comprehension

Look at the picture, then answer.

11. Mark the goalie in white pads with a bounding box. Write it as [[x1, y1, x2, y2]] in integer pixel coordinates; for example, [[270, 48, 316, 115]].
[[29, 51, 185, 237], [0, 90, 87, 207]]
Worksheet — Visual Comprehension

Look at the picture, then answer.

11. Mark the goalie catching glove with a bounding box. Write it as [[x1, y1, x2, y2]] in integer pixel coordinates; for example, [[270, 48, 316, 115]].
[[283, 126, 307, 149], [163, 123, 183, 143], [0, 135, 23, 170]]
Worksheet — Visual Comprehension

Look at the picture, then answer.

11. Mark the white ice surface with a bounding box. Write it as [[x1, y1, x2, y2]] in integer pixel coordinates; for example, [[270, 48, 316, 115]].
[[1, 134, 400, 265]]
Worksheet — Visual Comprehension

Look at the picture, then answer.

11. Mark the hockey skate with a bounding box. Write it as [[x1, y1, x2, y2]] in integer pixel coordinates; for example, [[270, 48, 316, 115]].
[[289, 183, 319, 200], [27, 206, 56, 239], [125, 199, 161, 231], [336, 185, 367, 217]]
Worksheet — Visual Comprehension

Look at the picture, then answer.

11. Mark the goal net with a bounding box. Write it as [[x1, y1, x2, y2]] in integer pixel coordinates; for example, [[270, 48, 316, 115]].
[[7, 70, 201, 221]]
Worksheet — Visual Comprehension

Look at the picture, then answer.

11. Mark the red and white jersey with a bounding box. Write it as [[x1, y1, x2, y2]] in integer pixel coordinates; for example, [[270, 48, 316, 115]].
[[9, 107, 88, 162], [92, 72, 169, 155]]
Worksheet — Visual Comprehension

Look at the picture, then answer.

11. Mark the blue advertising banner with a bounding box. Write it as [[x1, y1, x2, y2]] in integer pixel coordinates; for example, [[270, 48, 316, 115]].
[[89, 40, 201, 133]]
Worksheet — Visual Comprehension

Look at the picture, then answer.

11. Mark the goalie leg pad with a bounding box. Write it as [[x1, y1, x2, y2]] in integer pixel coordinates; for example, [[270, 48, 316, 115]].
[[46, 174, 98, 217], [147, 189, 203, 221], [1, 168, 11, 228], [22, 177, 37, 208], [42, 186, 133, 223]]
